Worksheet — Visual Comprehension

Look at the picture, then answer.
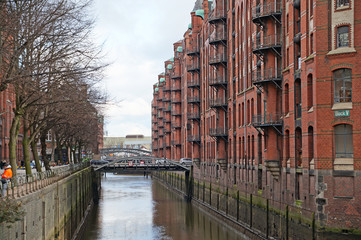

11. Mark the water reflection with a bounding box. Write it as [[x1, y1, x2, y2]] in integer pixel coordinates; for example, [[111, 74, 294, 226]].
[[81, 174, 247, 240]]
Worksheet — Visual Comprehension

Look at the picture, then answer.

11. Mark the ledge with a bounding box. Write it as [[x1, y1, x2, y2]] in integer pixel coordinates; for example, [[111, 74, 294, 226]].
[[332, 102, 352, 110], [327, 47, 356, 56]]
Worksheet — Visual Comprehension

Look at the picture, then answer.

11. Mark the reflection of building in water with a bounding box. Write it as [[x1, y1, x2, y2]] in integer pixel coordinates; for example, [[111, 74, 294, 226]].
[[103, 135, 151, 150]]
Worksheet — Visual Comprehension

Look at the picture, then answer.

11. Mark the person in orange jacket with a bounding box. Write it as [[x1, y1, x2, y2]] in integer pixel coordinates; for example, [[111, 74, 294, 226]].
[[1, 165, 12, 197]]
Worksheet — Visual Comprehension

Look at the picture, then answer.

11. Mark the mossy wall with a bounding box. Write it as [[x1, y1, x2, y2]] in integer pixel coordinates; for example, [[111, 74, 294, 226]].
[[153, 171, 361, 240], [0, 167, 97, 240]]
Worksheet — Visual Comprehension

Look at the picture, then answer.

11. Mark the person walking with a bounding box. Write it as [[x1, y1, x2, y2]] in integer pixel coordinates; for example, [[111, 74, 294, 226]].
[[1, 165, 13, 197]]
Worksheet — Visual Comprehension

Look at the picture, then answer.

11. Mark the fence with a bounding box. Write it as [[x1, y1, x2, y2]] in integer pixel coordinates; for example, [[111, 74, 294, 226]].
[[2, 162, 90, 199]]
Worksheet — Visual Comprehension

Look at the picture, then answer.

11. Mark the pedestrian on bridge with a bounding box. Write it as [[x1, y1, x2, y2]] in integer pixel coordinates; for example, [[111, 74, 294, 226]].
[[1, 165, 12, 197]]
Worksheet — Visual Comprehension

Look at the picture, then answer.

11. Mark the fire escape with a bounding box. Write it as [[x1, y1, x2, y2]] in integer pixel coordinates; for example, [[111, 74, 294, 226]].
[[208, 7, 228, 170], [251, 1, 283, 179]]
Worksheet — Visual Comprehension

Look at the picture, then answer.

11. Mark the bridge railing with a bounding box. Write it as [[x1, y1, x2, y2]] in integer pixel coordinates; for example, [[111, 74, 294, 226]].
[[3, 162, 90, 199]]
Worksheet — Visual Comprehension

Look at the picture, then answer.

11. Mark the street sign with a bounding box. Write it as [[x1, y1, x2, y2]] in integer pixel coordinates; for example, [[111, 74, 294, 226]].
[[128, 161, 133, 167], [334, 110, 350, 117], [140, 161, 145, 165]]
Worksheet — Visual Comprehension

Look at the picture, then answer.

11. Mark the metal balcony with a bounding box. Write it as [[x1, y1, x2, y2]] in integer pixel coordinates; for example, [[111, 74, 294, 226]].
[[171, 85, 181, 92], [171, 140, 181, 146], [252, 2, 282, 25], [188, 80, 200, 88], [171, 110, 181, 116], [186, 46, 200, 56], [162, 96, 171, 102], [209, 128, 228, 138], [171, 122, 181, 129], [187, 112, 200, 120], [171, 97, 181, 103], [252, 34, 282, 56], [187, 96, 200, 104], [209, 33, 227, 45], [187, 135, 201, 143], [208, 11, 227, 24], [252, 113, 283, 135], [209, 98, 227, 108], [163, 86, 171, 92], [187, 63, 200, 72], [209, 76, 227, 87], [171, 72, 181, 79], [252, 68, 282, 87], [209, 54, 227, 65]]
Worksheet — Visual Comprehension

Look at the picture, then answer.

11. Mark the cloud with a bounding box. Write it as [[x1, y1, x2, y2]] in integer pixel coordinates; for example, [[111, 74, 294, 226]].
[[92, 0, 196, 137]]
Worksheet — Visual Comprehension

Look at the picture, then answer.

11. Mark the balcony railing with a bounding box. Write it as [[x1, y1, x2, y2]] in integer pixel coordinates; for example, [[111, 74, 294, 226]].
[[252, 2, 282, 20], [187, 96, 200, 104], [252, 34, 282, 52], [209, 76, 227, 86], [171, 140, 181, 145], [208, 11, 227, 23], [209, 98, 227, 108], [163, 86, 171, 92], [209, 128, 228, 137], [187, 112, 200, 120], [162, 96, 171, 102], [252, 68, 282, 84], [252, 113, 283, 127], [209, 33, 227, 44], [171, 72, 181, 79], [209, 53, 227, 65], [171, 122, 181, 128], [187, 135, 201, 142], [171, 110, 182, 116], [188, 79, 200, 88], [187, 63, 200, 72], [186, 46, 200, 56], [171, 97, 182, 103]]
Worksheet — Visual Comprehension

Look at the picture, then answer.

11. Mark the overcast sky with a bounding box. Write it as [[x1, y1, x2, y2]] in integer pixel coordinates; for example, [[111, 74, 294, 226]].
[[92, 0, 197, 137]]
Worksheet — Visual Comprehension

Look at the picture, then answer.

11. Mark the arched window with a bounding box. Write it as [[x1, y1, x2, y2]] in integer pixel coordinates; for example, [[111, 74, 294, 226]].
[[307, 74, 313, 109], [285, 130, 290, 160], [333, 69, 352, 103], [308, 126, 314, 161], [285, 83, 289, 114], [335, 124, 353, 158]]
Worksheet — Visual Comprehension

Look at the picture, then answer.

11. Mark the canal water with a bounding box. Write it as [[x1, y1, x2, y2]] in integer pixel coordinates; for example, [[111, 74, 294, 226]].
[[81, 174, 248, 240]]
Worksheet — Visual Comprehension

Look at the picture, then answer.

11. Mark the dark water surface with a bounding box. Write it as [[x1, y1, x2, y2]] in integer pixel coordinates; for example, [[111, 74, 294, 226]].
[[81, 174, 247, 240]]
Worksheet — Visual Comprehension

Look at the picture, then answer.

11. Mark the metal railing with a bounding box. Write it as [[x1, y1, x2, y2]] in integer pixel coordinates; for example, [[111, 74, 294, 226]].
[[209, 33, 227, 43], [209, 76, 227, 86], [187, 96, 200, 103], [188, 80, 200, 87], [187, 112, 201, 119], [252, 34, 282, 51], [252, 2, 282, 19], [209, 98, 228, 108], [209, 53, 227, 65], [186, 46, 200, 55], [252, 113, 283, 126], [3, 162, 90, 199], [252, 68, 282, 83], [209, 128, 228, 137], [208, 11, 227, 23], [187, 135, 201, 142]]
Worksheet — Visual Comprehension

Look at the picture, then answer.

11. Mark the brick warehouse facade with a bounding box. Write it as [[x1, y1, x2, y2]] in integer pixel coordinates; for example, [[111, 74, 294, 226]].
[[151, 0, 361, 236]]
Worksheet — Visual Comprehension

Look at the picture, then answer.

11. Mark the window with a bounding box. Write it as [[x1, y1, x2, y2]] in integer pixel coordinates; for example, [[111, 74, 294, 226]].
[[337, 0, 349, 8], [285, 83, 289, 114], [334, 69, 352, 103], [310, 33, 314, 54], [335, 124, 353, 158], [337, 26, 349, 48], [310, 0, 313, 16], [307, 74, 313, 109]]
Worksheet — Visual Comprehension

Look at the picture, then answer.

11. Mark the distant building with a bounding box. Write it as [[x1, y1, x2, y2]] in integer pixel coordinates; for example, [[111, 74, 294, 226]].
[[103, 135, 151, 150]]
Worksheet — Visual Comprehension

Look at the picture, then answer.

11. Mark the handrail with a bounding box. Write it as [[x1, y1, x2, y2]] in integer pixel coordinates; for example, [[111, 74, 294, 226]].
[[4, 162, 90, 199]]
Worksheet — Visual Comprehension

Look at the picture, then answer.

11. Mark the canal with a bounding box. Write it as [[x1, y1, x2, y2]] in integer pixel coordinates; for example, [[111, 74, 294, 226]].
[[81, 174, 248, 240]]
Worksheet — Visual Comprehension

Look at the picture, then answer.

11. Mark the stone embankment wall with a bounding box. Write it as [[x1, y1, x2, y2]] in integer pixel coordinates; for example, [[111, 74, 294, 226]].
[[0, 166, 99, 240], [153, 171, 360, 240]]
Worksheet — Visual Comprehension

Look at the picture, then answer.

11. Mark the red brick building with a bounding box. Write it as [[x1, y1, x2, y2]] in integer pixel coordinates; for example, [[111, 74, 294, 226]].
[[152, 0, 361, 233]]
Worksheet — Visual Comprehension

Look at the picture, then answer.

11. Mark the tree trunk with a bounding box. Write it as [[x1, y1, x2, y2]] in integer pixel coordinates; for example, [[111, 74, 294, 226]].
[[9, 115, 21, 176], [22, 125, 32, 175], [31, 141, 42, 172], [40, 132, 50, 171]]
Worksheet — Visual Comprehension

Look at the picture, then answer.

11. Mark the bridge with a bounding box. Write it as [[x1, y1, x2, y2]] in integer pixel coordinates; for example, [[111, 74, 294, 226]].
[[93, 155, 190, 173], [100, 148, 151, 156]]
